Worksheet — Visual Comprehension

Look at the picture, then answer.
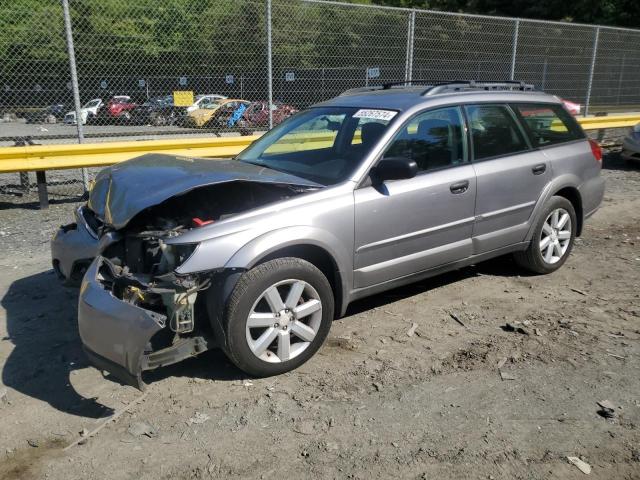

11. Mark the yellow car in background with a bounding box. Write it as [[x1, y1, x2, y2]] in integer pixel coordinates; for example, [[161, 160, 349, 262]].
[[184, 98, 249, 128]]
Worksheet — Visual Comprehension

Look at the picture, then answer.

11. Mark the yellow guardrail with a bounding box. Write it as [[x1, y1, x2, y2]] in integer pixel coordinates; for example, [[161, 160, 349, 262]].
[[0, 114, 638, 174], [0, 135, 261, 174]]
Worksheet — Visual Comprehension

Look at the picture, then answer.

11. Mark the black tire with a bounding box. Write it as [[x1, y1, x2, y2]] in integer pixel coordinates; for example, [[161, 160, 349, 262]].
[[514, 195, 577, 274], [120, 112, 132, 125], [150, 112, 166, 126], [223, 257, 334, 377]]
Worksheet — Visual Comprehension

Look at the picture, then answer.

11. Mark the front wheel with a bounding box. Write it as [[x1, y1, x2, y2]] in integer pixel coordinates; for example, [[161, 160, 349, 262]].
[[223, 257, 334, 377], [514, 196, 577, 274]]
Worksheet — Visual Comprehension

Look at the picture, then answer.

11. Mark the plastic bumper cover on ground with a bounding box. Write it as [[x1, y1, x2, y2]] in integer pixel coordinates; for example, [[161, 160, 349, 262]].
[[78, 257, 166, 389]]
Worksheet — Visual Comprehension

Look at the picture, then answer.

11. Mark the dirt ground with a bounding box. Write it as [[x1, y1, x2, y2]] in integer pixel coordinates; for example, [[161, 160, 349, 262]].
[[0, 150, 639, 480]]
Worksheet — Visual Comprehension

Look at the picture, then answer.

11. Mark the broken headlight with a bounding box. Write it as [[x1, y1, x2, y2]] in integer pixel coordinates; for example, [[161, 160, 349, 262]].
[[154, 241, 198, 274]]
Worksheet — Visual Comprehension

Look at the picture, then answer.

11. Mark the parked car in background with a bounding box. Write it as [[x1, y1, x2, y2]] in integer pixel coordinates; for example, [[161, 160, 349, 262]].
[[64, 98, 103, 125], [131, 95, 186, 126], [239, 101, 298, 133], [52, 81, 604, 389], [24, 104, 67, 124], [621, 123, 640, 163], [184, 98, 248, 128], [186, 94, 228, 113], [207, 100, 251, 130], [88, 95, 137, 125]]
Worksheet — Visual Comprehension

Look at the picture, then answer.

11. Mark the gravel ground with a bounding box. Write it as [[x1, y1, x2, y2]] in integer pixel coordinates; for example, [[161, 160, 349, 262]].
[[0, 150, 639, 480]]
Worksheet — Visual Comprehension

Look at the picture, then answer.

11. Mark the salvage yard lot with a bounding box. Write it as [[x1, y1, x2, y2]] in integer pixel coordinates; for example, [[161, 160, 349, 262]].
[[0, 152, 639, 480]]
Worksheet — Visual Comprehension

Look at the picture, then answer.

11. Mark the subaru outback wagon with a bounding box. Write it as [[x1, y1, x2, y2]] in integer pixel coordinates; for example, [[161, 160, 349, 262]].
[[52, 81, 604, 389]]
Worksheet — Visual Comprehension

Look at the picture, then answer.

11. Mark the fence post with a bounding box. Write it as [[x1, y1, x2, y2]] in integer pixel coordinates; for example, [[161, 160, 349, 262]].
[[404, 10, 415, 83], [61, 0, 89, 193], [266, 0, 274, 129], [616, 53, 625, 105], [584, 27, 600, 117], [510, 19, 519, 81]]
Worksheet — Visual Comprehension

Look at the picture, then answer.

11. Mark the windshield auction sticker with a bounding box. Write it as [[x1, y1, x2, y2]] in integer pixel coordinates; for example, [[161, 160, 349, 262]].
[[353, 109, 398, 121]]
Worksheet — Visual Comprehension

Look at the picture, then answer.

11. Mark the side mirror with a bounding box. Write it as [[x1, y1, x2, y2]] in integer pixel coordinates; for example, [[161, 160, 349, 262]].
[[372, 157, 418, 182]]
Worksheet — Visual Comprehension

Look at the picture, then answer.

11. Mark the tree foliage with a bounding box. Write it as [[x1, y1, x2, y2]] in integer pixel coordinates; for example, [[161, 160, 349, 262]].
[[0, 0, 637, 107], [372, 0, 640, 28]]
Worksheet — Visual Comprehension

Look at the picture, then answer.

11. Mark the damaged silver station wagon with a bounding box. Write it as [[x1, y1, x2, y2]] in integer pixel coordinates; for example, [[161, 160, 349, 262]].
[[51, 81, 605, 389]]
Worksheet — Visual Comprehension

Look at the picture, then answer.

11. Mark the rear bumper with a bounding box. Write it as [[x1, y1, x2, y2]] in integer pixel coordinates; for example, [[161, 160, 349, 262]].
[[580, 175, 606, 221], [621, 137, 640, 161], [621, 149, 640, 161]]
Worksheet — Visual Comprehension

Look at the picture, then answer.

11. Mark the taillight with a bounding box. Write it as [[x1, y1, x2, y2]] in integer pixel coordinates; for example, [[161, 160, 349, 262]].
[[588, 138, 602, 165]]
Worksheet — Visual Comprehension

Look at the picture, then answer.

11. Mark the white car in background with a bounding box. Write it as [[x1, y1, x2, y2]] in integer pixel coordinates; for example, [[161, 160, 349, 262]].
[[63, 98, 103, 125], [621, 123, 640, 162], [186, 94, 227, 113]]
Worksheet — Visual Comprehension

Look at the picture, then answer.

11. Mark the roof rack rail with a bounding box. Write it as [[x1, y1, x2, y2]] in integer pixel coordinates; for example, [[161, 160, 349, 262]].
[[339, 80, 536, 97], [340, 80, 436, 96], [381, 80, 435, 89], [423, 80, 536, 95], [338, 86, 384, 96]]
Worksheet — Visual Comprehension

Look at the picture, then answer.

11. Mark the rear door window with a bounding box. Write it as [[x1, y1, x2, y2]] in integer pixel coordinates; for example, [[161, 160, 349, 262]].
[[513, 103, 585, 147], [465, 105, 530, 161]]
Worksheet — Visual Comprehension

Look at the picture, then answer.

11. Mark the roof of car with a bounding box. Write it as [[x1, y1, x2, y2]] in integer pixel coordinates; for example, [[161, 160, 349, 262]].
[[315, 83, 562, 112]]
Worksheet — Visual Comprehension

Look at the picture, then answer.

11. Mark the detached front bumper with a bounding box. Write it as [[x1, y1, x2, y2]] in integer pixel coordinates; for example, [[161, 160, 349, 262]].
[[78, 257, 213, 389], [79, 258, 166, 389]]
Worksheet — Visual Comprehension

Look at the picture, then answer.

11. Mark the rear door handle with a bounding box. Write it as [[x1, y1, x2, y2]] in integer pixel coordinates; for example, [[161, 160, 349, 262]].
[[532, 163, 547, 175], [449, 180, 469, 194]]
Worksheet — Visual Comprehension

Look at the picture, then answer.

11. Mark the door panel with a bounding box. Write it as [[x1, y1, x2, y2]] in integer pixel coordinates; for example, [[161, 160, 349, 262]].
[[464, 104, 551, 253], [353, 165, 476, 288], [472, 149, 550, 252]]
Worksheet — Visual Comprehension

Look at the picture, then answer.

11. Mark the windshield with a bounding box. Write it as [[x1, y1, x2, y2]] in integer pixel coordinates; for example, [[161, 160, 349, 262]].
[[237, 106, 397, 185]]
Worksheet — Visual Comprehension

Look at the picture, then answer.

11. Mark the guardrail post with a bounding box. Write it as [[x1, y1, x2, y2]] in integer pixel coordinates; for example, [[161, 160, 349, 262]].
[[584, 27, 600, 117], [404, 10, 415, 83], [62, 0, 89, 192], [36, 171, 49, 209], [266, 0, 274, 129], [510, 19, 519, 81]]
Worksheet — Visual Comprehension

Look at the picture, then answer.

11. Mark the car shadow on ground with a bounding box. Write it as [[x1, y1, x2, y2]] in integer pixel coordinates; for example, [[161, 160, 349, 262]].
[[603, 150, 638, 172], [1, 256, 523, 417], [1, 269, 113, 418], [0, 196, 84, 211], [343, 255, 523, 316]]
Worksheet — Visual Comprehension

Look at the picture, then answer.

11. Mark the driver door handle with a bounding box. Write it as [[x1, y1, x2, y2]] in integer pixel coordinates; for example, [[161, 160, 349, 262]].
[[449, 180, 469, 194], [532, 163, 547, 175]]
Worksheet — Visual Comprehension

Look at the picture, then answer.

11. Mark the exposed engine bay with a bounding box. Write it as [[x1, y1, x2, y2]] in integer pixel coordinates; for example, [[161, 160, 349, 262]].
[[94, 181, 312, 360]]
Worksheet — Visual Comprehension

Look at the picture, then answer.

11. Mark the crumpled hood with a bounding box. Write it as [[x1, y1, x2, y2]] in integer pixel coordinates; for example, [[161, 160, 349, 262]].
[[88, 153, 321, 229]]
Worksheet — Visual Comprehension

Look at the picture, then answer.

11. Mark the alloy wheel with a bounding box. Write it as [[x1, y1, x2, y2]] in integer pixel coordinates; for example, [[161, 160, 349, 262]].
[[245, 279, 322, 363], [539, 208, 572, 264]]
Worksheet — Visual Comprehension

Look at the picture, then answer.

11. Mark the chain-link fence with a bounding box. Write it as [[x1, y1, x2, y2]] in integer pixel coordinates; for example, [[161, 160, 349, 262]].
[[2, 0, 640, 205]]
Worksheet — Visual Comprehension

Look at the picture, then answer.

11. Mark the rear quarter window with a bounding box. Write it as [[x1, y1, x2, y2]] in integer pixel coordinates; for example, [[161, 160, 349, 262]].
[[513, 103, 584, 147]]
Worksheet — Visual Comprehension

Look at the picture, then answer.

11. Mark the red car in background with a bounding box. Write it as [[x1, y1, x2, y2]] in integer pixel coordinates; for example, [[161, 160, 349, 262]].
[[238, 101, 297, 134], [88, 95, 137, 125]]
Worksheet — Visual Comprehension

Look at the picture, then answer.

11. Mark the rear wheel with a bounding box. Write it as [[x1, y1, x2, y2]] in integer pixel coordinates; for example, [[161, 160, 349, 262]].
[[120, 111, 132, 125], [514, 196, 576, 274], [223, 257, 334, 377], [150, 112, 167, 126]]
